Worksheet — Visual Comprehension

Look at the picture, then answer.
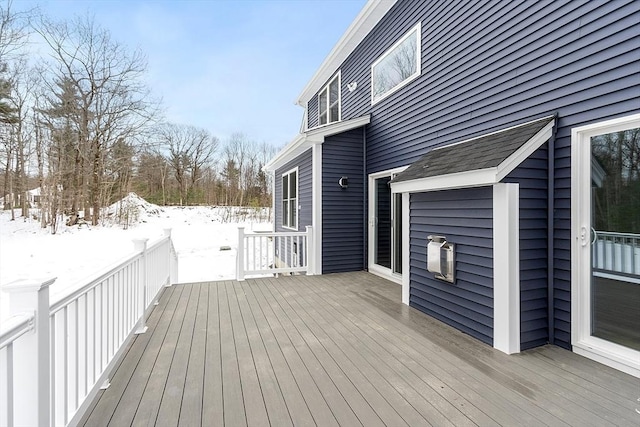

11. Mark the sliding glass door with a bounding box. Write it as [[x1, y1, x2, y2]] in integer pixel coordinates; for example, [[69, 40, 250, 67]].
[[572, 114, 640, 375], [369, 168, 406, 281]]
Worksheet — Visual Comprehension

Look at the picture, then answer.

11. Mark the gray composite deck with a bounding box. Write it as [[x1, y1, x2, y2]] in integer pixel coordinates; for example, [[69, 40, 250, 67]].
[[80, 272, 640, 426]]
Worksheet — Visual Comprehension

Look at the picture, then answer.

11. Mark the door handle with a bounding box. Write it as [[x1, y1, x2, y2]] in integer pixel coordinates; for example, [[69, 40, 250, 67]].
[[591, 227, 598, 245], [580, 226, 588, 247]]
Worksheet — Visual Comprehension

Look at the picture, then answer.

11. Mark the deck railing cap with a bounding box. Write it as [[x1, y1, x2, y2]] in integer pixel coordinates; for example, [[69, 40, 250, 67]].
[[3, 277, 56, 293]]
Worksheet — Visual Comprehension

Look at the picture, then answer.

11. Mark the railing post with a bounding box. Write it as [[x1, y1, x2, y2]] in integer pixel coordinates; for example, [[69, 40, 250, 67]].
[[163, 228, 177, 286], [133, 238, 149, 334], [4, 277, 55, 427], [306, 226, 315, 275], [237, 227, 245, 281]]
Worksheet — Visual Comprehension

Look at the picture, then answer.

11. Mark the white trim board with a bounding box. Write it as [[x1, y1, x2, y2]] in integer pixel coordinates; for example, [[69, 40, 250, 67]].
[[401, 192, 410, 305], [264, 115, 371, 172], [312, 143, 323, 275], [493, 183, 520, 354]]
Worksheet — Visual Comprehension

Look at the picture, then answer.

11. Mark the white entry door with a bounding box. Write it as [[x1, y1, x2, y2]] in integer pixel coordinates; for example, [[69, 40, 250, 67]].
[[571, 114, 640, 377]]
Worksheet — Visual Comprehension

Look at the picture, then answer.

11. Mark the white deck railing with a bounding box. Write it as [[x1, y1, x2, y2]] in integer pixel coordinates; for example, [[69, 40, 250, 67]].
[[236, 226, 314, 280], [592, 231, 640, 277], [0, 229, 178, 427]]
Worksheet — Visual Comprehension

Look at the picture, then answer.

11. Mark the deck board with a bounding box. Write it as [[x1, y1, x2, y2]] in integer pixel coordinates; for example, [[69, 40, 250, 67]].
[[178, 283, 207, 427], [201, 280, 223, 427], [231, 280, 293, 427], [238, 280, 316, 427], [81, 272, 640, 427]]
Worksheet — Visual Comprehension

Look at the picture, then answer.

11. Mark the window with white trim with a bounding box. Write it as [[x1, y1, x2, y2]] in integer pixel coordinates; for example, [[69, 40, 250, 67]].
[[318, 72, 340, 126], [371, 23, 421, 104], [282, 169, 298, 229]]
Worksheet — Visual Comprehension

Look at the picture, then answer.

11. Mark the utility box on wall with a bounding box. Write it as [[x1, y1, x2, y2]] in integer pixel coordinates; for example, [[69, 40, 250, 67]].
[[427, 235, 455, 283]]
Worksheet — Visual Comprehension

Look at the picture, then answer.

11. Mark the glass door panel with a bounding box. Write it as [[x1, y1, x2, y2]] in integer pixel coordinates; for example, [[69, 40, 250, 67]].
[[393, 192, 403, 274], [590, 128, 640, 350], [374, 176, 392, 269]]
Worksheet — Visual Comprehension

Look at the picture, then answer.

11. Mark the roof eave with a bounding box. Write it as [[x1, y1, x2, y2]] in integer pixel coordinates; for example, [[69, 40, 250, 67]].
[[264, 115, 371, 172], [295, 0, 397, 107], [391, 168, 498, 194]]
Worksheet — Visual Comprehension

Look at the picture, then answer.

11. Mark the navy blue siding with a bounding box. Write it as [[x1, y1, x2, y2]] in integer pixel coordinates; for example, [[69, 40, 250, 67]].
[[322, 128, 365, 273], [410, 187, 494, 346], [504, 145, 549, 350], [307, 0, 639, 349]]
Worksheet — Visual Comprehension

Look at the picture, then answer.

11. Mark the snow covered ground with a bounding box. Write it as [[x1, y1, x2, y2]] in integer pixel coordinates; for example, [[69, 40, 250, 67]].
[[0, 194, 272, 324]]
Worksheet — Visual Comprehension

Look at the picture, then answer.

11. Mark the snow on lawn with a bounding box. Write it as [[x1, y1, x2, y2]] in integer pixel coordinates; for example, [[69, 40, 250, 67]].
[[0, 194, 272, 324]]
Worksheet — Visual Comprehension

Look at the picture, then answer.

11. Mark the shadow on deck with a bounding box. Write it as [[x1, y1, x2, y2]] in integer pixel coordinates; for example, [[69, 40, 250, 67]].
[[80, 272, 639, 426]]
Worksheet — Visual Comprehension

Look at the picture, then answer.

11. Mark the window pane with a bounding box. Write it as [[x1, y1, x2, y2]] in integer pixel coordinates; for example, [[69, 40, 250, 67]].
[[283, 201, 289, 227], [372, 28, 418, 102], [290, 171, 297, 197], [319, 112, 328, 126], [319, 91, 327, 116], [290, 199, 297, 228], [590, 128, 640, 350], [329, 78, 339, 104], [282, 175, 288, 199], [330, 103, 339, 123]]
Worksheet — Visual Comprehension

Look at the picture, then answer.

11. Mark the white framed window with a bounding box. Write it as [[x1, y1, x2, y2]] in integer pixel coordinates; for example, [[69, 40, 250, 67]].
[[282, 168, 298, 229], [318, 72, 340, 126], [371, 22, 421, 104]]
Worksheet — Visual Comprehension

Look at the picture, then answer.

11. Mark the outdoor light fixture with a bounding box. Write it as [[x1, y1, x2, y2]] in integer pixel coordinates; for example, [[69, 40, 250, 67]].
[[338, 177, 348, 189], [347, 81, 358, 92]]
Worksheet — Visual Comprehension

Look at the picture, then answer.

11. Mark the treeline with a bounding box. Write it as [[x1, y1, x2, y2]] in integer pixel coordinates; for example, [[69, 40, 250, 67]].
[[0, 2, 277, 233]]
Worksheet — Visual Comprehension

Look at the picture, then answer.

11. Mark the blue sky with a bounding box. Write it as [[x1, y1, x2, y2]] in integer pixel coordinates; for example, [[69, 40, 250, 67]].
[[17, 0, 367, 148]]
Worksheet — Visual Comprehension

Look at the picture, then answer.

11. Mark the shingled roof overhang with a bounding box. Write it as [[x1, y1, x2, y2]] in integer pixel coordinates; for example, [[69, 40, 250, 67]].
[[391, 116, 556, 193]]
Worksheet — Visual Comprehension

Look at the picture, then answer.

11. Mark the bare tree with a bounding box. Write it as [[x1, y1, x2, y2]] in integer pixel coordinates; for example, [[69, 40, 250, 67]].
[[36, 14, 158, 225], [156, 123, 218, 205], [7, 58, 38, 218]]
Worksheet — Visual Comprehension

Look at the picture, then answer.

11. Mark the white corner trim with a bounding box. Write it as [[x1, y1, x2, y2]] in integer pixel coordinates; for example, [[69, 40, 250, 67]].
[[296, 0, 398, 106], [493, 183, 520, 354], [312, 144, 323, 275], [271, 171, 276, 232], [401, 192, 410, 305]]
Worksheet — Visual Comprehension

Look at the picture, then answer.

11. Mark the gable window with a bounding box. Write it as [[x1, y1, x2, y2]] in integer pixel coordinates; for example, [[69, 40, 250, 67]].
[[282, 168, 298, 229], [371, 22, 421, 104], [318, 72, 340, 126]]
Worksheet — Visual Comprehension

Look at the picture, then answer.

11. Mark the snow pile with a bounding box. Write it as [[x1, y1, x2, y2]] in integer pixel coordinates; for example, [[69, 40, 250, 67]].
[[104, 192, 164, 227]]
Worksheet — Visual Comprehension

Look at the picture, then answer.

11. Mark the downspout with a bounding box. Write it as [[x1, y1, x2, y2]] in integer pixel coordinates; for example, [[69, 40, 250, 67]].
[[547, 117, 557, 344], [363, 126, 367, 271]]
